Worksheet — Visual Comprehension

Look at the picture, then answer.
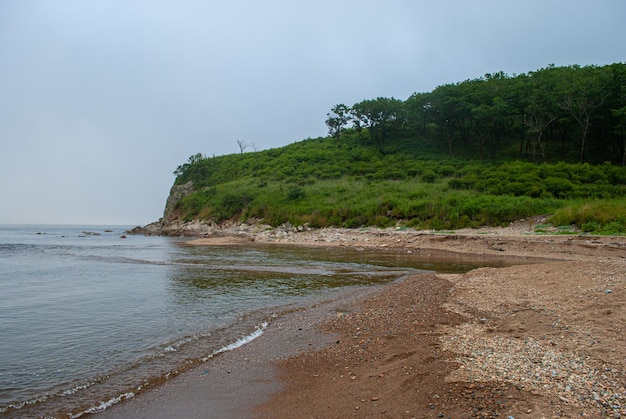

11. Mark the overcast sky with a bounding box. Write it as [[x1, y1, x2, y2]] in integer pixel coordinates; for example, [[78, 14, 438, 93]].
[[1, 1, 624, 225]]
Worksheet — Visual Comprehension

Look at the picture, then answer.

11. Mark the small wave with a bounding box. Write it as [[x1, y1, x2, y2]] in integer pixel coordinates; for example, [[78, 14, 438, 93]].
[[72, 391, 135, 418], [61, 382, 93, 396], [201, 321, 268, 362], [65, 322, 269, 417], [160, 332, 211, 355]]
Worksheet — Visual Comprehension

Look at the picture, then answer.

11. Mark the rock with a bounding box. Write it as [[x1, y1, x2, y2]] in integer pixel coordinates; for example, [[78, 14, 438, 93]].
[[127, 221, 164, 236], [163, 181, 194, 222]]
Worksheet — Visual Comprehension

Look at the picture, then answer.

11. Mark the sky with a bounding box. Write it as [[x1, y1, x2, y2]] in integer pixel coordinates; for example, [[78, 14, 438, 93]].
[[1, 1, 624, 226]]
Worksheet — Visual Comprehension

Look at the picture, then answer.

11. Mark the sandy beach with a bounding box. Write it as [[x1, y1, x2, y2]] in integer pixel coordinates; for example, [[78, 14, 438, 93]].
[[96, 224, 626, 418]]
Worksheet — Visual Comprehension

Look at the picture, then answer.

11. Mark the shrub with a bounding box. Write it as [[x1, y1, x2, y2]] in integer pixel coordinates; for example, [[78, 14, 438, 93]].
[[437, 165, 456, 177], [421, 170, 438, 183], [448, 177, 475, 190], [286, 186, 305, 201], [544, 177, 574, 198], [407, 166, 423, 177]]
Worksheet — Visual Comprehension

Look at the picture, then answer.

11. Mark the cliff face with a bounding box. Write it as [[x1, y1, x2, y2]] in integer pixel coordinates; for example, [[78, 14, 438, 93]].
[[163, 181, 194, 223], [130, 181, 200, 235]]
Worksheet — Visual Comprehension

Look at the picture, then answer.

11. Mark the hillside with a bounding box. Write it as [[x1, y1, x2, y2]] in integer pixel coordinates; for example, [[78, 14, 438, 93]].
[[147, 64, 626, 235]]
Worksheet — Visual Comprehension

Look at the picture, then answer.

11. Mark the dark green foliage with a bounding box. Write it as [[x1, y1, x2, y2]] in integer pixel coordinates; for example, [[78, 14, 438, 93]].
[[327, 63, 626, 165], [437, 165, 456, 177], [543, 177, 574, 198], [421, 170, 438, 183], [286, 186, 305, 201]]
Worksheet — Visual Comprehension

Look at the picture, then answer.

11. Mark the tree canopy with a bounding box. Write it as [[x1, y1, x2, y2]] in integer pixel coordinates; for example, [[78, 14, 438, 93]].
[[327, 63, 626, 164]]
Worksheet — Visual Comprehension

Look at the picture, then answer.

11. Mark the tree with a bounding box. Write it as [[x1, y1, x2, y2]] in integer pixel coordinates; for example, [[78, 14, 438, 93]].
[[351, 97, 405, 148], [174, 152, 205, 176], [607, 63, 626, 165], [236, 140, 249, 154], [405, 92, 431, 136], [520, 68, 561, 162], [557, 65, 611, 163], [463, 73, 515, 159], [325, 104, 351, 139], [428, 83, 471, 156], [612, 107, 626, 166]]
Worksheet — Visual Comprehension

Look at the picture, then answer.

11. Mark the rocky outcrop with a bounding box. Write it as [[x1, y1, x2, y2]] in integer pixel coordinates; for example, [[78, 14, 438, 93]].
[[163, 181, 194, 222], [128, 181, 196, 235], [128, 179, 314, 237]]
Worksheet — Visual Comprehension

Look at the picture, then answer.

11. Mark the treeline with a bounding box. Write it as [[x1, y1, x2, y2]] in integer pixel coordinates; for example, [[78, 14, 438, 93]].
[[326, 63, 626, 164]]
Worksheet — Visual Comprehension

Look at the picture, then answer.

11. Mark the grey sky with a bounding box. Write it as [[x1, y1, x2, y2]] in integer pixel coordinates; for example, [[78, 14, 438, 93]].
[[1, 1, 624, 225]]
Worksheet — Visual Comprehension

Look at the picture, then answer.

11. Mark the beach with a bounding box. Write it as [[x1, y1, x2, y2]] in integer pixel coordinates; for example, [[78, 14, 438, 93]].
[[96, 224, 626, 418]]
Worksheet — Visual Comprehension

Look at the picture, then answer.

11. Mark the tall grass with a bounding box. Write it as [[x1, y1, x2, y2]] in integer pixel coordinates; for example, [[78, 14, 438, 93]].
[[549, 200, 626, 234], [173, 136, 626, 234]]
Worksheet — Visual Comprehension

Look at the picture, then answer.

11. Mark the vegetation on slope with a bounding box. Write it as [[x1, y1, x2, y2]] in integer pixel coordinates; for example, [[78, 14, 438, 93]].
[[171, 63, 626, 235]]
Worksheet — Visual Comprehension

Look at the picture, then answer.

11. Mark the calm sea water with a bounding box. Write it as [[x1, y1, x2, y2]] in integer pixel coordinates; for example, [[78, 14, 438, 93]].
[[0, 224, 508, 418]]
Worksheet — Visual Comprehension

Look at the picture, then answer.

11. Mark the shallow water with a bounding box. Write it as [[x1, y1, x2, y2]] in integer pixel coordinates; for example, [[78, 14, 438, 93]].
[[0, 225, 517, 418]]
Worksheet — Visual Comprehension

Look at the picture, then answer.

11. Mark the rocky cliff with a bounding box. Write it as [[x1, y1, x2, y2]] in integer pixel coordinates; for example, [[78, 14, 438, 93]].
[[129, 181, 204, 236]]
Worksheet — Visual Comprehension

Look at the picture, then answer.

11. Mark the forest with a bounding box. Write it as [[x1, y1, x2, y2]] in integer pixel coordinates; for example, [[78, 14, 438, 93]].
[[171, 63, 626, 235], [326, 63, 626, 164]]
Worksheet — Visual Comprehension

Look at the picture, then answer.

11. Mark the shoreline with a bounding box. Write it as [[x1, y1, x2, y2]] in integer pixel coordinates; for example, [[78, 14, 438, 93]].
[[91, 284, 387, 419], [98, 226, 626, 418]]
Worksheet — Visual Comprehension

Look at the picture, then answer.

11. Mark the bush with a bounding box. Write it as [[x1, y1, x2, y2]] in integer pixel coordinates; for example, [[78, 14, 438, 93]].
[[286, 186, 305, 201], [448, 177, 475, 190], [437, 165, 456, 177], [544, 177, 574, 198], [421, 170, 438, 183]]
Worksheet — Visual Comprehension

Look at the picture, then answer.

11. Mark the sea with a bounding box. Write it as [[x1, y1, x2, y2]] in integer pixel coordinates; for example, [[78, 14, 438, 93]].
[[0, 224, 510, 418]]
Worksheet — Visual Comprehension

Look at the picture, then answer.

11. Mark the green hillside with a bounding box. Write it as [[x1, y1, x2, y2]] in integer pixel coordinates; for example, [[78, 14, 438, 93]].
[[170, 63, 626, 235]]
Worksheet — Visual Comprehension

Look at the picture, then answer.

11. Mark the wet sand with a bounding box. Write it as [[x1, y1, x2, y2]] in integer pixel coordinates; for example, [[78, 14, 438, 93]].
[[92, 286, 384, 419]]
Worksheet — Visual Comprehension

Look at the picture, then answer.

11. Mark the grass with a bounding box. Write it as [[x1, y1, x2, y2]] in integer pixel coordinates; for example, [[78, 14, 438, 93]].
[[548, 200, 626, 235], [173, 135, 626, 235]]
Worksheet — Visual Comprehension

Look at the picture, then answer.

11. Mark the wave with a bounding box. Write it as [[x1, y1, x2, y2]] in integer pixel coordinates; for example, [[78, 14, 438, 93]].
[[74, 392, 136, 418], [202, 321, 268, 361], [69, 321, 270, 417]]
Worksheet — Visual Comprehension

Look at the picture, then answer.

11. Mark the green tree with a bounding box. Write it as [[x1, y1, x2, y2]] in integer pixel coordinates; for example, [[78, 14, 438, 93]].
[[428, 83, 471, 156], [351, 97, 405, 148], [325, 104, 352, 139], [405, 92, 432, 137], [174, 152, 205, 177], [557, 65, 611, 163], [520, 67, 561, 162], [464, 73, 516, 159]]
